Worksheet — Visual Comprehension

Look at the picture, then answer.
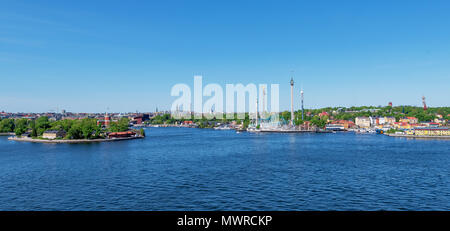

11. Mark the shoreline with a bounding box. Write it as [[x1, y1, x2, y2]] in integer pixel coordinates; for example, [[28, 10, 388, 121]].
[[257, 130, 332, 133], [0, 132, 15, 136], [386, 134, 450, 139], [7, 136, 144, 143]]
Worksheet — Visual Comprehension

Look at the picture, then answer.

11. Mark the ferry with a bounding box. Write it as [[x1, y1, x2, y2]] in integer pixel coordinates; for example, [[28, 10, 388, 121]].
[[325, 124, 345, 131]]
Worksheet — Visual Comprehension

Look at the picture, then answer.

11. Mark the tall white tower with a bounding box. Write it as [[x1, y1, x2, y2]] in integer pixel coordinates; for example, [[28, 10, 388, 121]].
[[255, 98, 259, 127], [301, 88, 304, 121], [262, 86, 266, 114], [290, 77, 294, 126]]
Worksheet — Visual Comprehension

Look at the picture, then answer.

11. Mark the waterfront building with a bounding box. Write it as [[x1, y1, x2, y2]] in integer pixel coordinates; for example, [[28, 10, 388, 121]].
[[182, 121, 194, 126], [42, 130, 66, 139], [332, 120, 355, 129], [369, 117, 377, 126], [132, 114, 149, 124], [420, 122, 440, 127], [108, 131, 136, 139], [408, 127, 450, 136], [355, 117, 371, 128], [377, 117, 385, 125], [301, 121, 312, 131], [370, 116, 395, 125]]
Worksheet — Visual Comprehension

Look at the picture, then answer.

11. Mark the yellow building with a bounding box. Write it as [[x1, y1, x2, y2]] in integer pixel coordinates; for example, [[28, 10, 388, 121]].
[[400, 117, 418, 124], [394, 122, 411, 129], [42, 130, 66, 139], [413, 128, 450, 136], [385, 117, 396, 125]]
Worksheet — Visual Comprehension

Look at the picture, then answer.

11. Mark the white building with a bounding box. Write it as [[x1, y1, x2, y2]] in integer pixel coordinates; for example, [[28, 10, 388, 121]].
[[355, 117, 371, 128]]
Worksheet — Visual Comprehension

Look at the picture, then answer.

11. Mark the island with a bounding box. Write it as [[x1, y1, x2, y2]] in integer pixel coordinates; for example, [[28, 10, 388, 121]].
[[3, 116, 145, 143]]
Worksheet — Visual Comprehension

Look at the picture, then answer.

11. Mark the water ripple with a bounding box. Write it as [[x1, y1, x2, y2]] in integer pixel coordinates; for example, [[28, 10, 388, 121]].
[[0, 128, 449, 210]]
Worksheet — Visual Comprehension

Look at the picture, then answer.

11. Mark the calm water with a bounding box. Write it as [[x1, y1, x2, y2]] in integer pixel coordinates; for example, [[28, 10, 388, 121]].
[[0, 127, 449, 210]]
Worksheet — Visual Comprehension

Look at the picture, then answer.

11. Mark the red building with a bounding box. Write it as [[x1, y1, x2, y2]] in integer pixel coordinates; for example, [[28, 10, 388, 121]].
[[301, 121, 312, 130], [105, 114, 110, 126], [108, 131, 136, 139], [97, 113, 111, 126], [318, 111, 329, 117], [332, 120, 355, 129], [134, 116, 143, 124]]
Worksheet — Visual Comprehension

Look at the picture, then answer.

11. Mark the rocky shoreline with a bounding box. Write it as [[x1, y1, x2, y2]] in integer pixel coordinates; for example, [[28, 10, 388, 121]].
[[7, 136, 144, 143]]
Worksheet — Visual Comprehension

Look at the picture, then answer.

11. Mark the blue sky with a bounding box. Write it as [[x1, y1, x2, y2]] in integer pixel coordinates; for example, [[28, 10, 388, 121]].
[[1, 0, 449, 112]]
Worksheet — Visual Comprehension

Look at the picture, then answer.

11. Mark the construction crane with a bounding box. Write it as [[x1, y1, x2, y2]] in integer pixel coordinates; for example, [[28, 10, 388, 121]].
[[422, 96, 427, 111]]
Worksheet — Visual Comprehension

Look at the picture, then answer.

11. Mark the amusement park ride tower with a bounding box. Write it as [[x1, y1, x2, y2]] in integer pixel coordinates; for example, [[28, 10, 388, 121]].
[[422, 96, 427, 111], [290, 77, 294, 126], [301, 88, 304, 121]]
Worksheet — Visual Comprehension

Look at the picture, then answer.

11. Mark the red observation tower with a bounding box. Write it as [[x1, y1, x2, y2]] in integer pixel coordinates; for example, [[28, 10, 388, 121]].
[[422, 96, 427, 111]]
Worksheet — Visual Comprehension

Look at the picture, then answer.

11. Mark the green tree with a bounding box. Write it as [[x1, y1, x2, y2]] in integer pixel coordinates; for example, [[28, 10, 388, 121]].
[[14, 119, 28, 136], [118, 118, 130, 132], [281, 111, 291, 122], [35, 116, 50, 135], [311, 115, 327, 128], [30, 120, 37, 137], [0, 119, 15, 132], [109, 118, 130, 132], [81, 119, 97, 139], [67, 123, 83, 139]]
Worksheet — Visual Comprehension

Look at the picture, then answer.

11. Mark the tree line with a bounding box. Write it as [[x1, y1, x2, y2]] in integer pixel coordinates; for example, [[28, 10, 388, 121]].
[[0, 116, 131, 139], [145, 105, 449, 128]]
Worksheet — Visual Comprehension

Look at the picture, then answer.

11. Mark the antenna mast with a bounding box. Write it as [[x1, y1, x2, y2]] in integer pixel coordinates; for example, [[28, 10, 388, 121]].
[[422, 96, 427, 111]]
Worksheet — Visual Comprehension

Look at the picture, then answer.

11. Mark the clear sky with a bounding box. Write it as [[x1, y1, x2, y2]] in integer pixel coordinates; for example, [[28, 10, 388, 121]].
[[1, 0, 449, 113]]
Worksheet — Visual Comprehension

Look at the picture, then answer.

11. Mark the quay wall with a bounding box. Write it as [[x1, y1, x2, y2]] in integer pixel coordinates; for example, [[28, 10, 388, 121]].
[[386, 134, 450, 139]]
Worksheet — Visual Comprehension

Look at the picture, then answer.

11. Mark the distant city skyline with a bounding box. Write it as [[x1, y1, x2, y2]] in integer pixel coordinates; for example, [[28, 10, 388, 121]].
[[1, 0, 450, 113]]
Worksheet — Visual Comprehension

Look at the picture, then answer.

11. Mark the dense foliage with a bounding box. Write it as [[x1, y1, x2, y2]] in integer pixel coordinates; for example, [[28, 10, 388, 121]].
[[0, 116, 131, 139]]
